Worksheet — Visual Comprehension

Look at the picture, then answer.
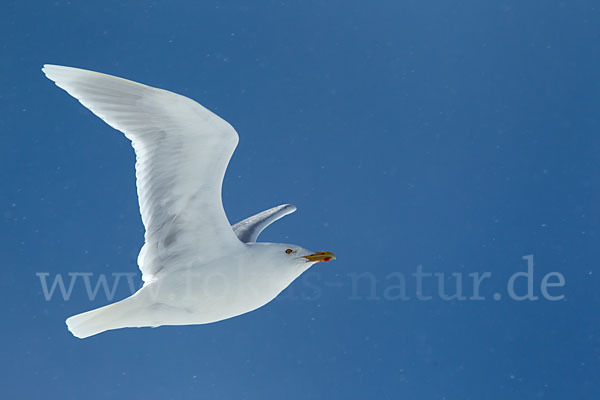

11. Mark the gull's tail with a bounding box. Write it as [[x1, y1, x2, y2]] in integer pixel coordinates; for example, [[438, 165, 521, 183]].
[[66, 296, 140, 339]]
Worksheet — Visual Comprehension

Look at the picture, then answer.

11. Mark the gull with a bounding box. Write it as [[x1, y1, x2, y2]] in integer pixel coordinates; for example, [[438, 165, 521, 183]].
[[42, 65, 335, 339]]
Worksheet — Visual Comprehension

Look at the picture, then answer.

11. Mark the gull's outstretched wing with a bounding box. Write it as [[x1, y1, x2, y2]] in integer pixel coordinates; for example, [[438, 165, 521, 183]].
[[43, 65, 244, 282], [232, 204, 296, 243]]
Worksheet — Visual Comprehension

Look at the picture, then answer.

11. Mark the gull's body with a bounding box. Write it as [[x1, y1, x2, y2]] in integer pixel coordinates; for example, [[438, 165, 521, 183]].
[[42, 65, 334, 339]]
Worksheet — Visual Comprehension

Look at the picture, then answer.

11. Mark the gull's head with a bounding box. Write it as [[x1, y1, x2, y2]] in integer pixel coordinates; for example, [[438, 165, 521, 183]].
[[249, 243, 336, 272]]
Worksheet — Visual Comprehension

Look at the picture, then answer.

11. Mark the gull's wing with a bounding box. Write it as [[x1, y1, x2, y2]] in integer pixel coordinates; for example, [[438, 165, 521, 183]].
[[232, 204, 296, 243], [43, 65, 244, 282]]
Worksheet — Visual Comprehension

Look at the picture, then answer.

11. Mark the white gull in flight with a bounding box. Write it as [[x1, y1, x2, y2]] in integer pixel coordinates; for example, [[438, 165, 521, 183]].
[[42, 65, 335, 339]]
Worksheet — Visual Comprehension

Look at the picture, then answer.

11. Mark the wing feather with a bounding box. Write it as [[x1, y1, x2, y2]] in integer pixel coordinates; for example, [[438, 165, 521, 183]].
[[232, 204, 297, 243]]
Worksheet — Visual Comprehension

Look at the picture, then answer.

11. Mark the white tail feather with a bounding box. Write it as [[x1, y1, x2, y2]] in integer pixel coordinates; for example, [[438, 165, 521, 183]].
[[66, 297, 139, 339]]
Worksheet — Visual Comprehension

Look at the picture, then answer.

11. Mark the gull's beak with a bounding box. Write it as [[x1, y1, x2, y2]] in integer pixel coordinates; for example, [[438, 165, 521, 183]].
[[303, 251, 336, 263]]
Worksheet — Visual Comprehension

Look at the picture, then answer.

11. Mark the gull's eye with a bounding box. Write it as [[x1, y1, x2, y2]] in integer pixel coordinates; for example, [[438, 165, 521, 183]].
[[285, 248, 293, 254]]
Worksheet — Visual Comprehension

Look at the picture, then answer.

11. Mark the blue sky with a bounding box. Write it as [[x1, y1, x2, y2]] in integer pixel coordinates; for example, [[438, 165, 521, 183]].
[[2, 1, 599, 399]]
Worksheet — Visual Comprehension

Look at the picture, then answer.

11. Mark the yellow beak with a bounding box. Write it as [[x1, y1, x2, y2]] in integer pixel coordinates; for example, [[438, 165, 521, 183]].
[[303, 251, 336, 263]]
